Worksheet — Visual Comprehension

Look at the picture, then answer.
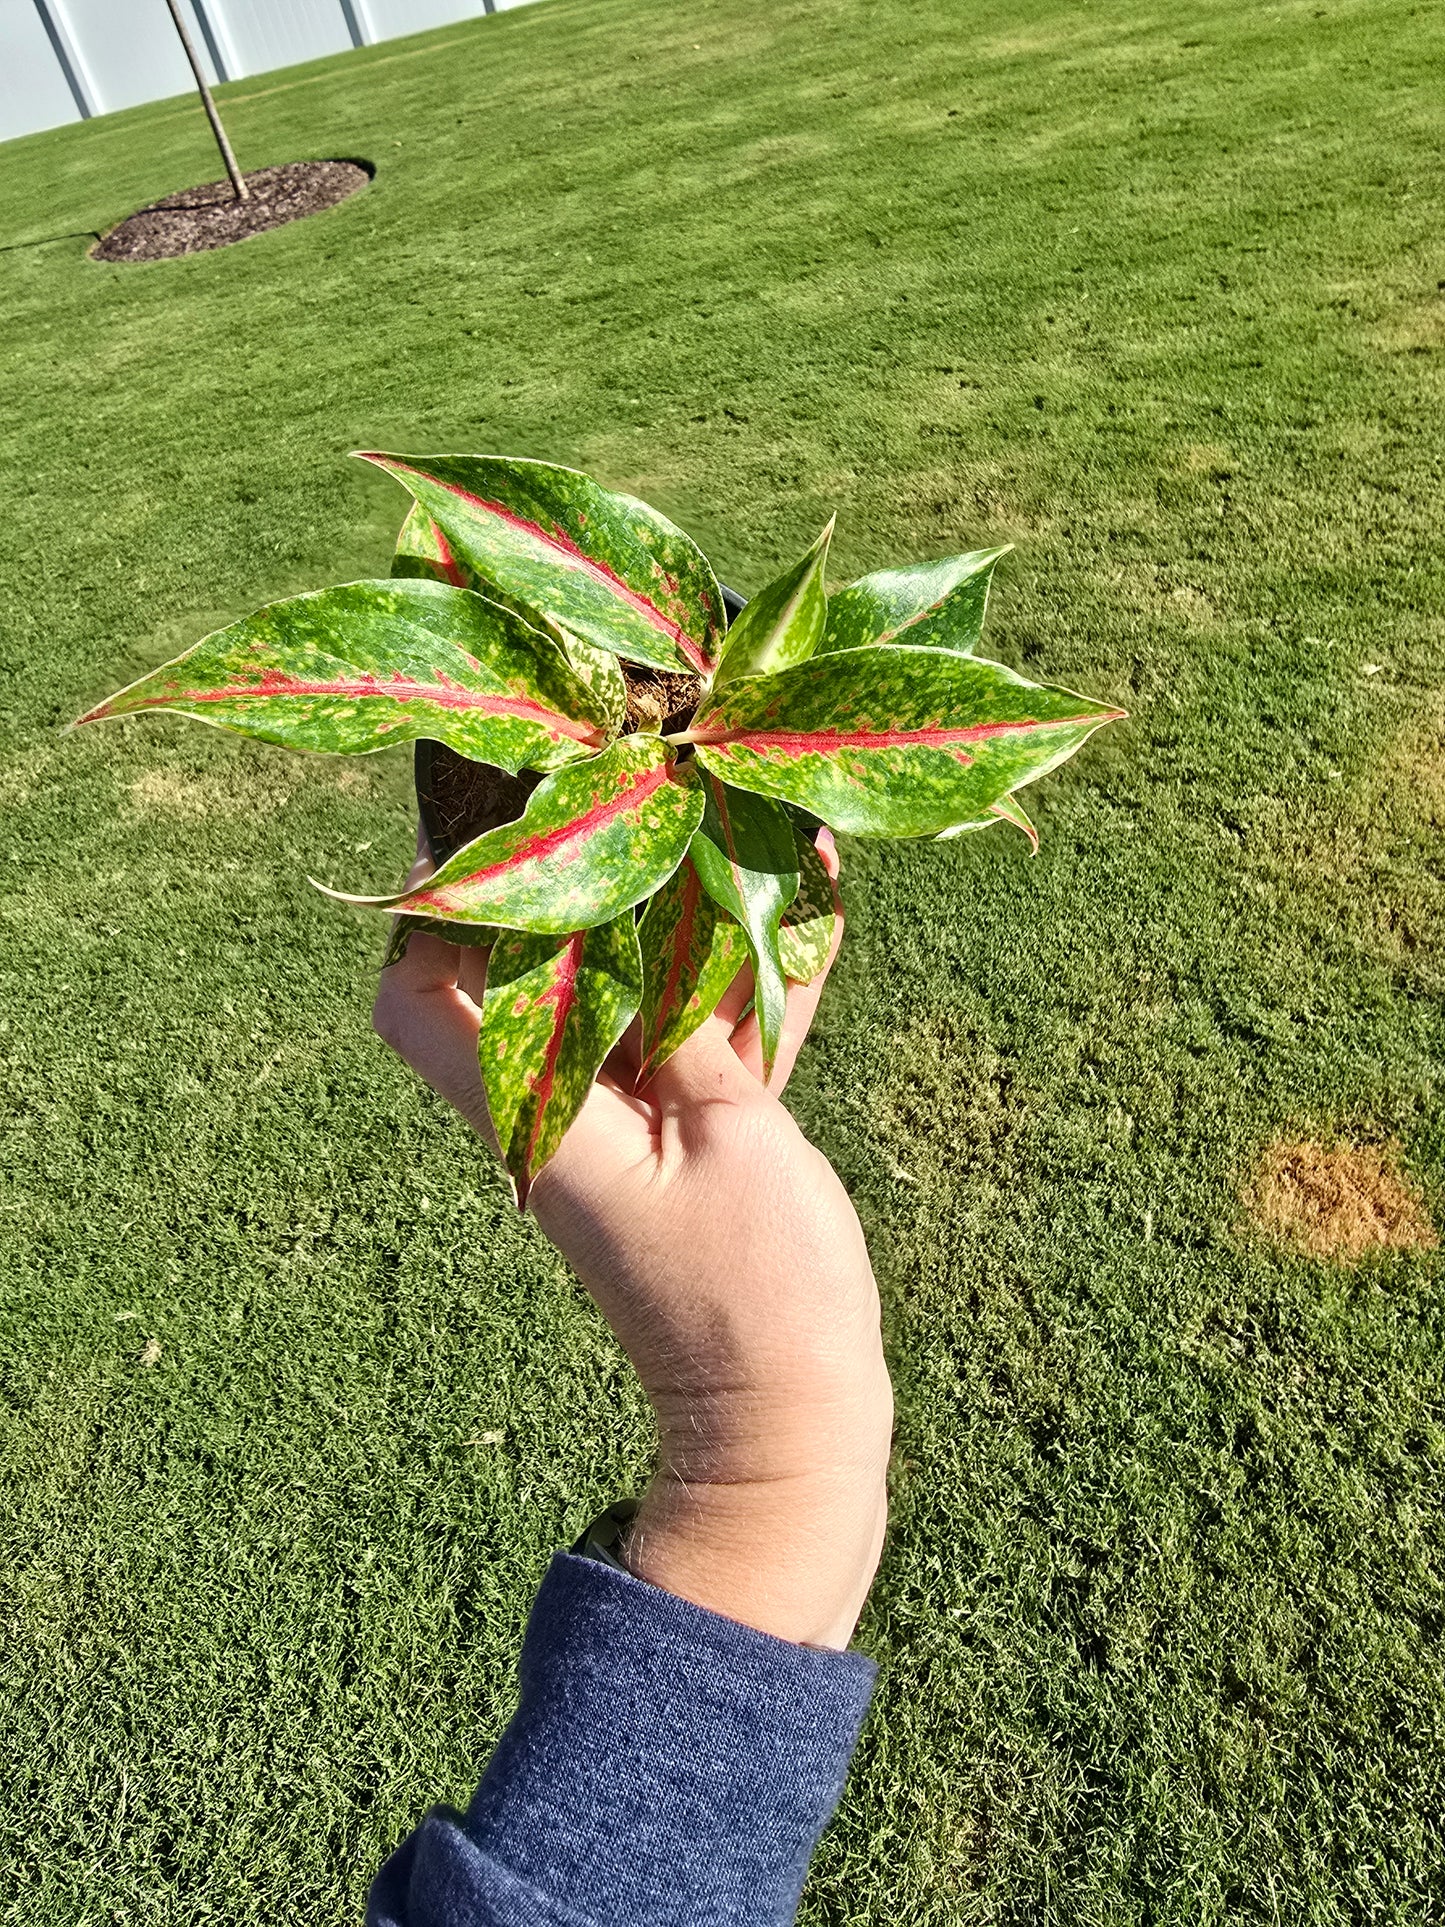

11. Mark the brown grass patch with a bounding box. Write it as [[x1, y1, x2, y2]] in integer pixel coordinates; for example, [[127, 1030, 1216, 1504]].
[[1245, 1138, 1437, 1264], [127, 768, 233, 816], [1369, 299, 1445, 354]]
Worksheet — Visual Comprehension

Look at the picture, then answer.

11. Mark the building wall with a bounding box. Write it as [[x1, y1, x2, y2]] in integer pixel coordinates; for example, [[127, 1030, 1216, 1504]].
[[0, 0, 530, 144]]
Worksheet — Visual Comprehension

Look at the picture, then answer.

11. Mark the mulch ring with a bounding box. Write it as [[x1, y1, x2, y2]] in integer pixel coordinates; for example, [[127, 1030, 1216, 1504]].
[[92, 161, 371, 263]]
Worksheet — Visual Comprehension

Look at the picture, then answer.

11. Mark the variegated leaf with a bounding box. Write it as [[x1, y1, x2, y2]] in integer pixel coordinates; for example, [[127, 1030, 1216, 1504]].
[[777, 830, 837, 984], [392, 506, 628, 735], [552, 628, 628, 733], [479, 914, 642, 1205], [684, 645, 1124, 839], [391, 501, 470, 587], [711, 519, 832, 688], [321, 735, 703, 933], [817, 548, 1011, 658], [636, 857, 747, 1083], [936, 791, 1040, 851], [360, 452, 726, 676], [688, 775, 798, 1081], [75, 580, 612, 773]]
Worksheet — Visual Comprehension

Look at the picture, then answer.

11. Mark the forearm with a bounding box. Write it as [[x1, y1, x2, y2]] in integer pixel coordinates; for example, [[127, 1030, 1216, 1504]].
[[533, 1122, 895, 1652]]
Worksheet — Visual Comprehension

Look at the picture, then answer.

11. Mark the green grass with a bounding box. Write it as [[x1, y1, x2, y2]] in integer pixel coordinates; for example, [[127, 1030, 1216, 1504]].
[[2, 0, 1444, 1918]]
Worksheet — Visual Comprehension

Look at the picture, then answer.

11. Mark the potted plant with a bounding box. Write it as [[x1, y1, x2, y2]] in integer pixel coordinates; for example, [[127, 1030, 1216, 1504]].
[[77, 456, 1125, 1201]]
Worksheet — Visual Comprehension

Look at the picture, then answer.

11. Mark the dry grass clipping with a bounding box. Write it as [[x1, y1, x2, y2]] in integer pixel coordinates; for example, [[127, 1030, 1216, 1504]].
[[1246, 1138, 1437, 1264]]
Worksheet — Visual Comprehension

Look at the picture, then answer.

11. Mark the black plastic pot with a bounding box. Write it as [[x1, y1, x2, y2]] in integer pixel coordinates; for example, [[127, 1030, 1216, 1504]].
[[415, 582, 746, 862]]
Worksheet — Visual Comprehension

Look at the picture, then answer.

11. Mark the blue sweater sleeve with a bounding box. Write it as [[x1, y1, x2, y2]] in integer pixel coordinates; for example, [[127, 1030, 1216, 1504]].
[[367, 1550, 876, 1927]]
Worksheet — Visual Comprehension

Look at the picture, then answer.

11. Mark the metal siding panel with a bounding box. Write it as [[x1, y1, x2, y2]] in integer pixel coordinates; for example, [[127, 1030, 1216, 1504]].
[[1, 0, 551, 147], [53, 0, 221, 113], [0, 0, 82, 138], [206, 0, 350, 74], [358, 0, 492, 39]]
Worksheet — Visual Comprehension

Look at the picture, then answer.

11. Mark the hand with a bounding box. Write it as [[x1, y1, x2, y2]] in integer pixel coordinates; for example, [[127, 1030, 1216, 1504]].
[[372, 833, 892, 1650]]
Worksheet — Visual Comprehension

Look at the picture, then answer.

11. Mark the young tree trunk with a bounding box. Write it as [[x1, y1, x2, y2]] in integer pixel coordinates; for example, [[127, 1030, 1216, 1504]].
[[163, 0, 249, 202]]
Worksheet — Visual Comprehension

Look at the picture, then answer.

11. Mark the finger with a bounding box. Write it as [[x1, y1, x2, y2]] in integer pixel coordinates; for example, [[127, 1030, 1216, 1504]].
[[373, 881, 500, 1147], [376, 825, 447, 979], [457, 941, 489, 1008], [405, 821, 434, 887], [815, 825, 841, 886], [378, 922, 461, 996], [602, 1012, 644, 1090]]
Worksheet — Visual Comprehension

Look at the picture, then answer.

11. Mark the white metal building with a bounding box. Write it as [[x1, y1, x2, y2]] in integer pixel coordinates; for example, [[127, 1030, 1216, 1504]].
[[0, 0, 539, 144]]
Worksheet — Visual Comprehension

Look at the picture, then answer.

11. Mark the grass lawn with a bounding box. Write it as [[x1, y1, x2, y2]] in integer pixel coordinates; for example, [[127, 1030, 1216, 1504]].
[[3, 0, 1444, 1918]]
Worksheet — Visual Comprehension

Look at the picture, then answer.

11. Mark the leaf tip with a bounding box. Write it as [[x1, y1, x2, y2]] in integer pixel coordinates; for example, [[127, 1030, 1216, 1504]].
[[351, 449, 406, 478], [69, 696, 121, 729], [309, 875, 397, 910]]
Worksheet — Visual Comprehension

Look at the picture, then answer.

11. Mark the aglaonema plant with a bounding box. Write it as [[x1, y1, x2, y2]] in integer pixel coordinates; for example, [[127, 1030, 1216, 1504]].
[[77, 455, 1125, 1203]]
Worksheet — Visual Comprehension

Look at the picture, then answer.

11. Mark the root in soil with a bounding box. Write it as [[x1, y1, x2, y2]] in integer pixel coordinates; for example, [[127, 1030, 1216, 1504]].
[[622, 664, 703, 734]]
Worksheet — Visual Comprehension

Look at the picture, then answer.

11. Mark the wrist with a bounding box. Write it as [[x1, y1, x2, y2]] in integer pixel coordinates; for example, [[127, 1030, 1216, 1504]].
[[623, 1368, 893, 1650]]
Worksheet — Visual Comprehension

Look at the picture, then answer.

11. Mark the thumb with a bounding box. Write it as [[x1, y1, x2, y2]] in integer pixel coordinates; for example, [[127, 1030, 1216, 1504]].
[[644, 993, 763, 1123]]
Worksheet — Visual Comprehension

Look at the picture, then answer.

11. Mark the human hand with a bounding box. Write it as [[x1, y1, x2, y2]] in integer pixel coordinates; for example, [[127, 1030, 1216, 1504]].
[[373, 832, 892, 1650]]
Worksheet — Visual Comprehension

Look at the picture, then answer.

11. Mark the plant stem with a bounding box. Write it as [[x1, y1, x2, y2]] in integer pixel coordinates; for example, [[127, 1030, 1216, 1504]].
[[163, 0, 249, 202]]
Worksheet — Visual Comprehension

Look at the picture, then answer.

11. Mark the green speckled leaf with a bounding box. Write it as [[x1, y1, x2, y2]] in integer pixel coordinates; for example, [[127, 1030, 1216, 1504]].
[[75, 580, 612, 773], [777, 831, 837, 984], [552, 629, 628, 733], [480, 914, 642, 1205], [712, 519, 832, 688], [321, 735, 703, 933], [817, 548, 1011, 657], [686, 645, 1124, 838], [391, 502, 470, 587], [360, 452, 725, 676], [636, 857, 747, 1083], [688, 776, 798, 1081]]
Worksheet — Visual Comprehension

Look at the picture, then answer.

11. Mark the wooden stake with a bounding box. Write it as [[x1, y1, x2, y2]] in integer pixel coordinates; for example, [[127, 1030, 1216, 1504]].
[[163, 0, 249, 201]]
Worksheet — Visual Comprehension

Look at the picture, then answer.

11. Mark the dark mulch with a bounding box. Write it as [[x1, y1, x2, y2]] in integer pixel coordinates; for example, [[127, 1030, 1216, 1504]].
[[92, 161, 370, 263]]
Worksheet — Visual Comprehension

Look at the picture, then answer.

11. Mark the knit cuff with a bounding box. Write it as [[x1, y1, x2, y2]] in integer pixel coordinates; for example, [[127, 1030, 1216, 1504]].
[[465, 1550, 875, 1925]]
